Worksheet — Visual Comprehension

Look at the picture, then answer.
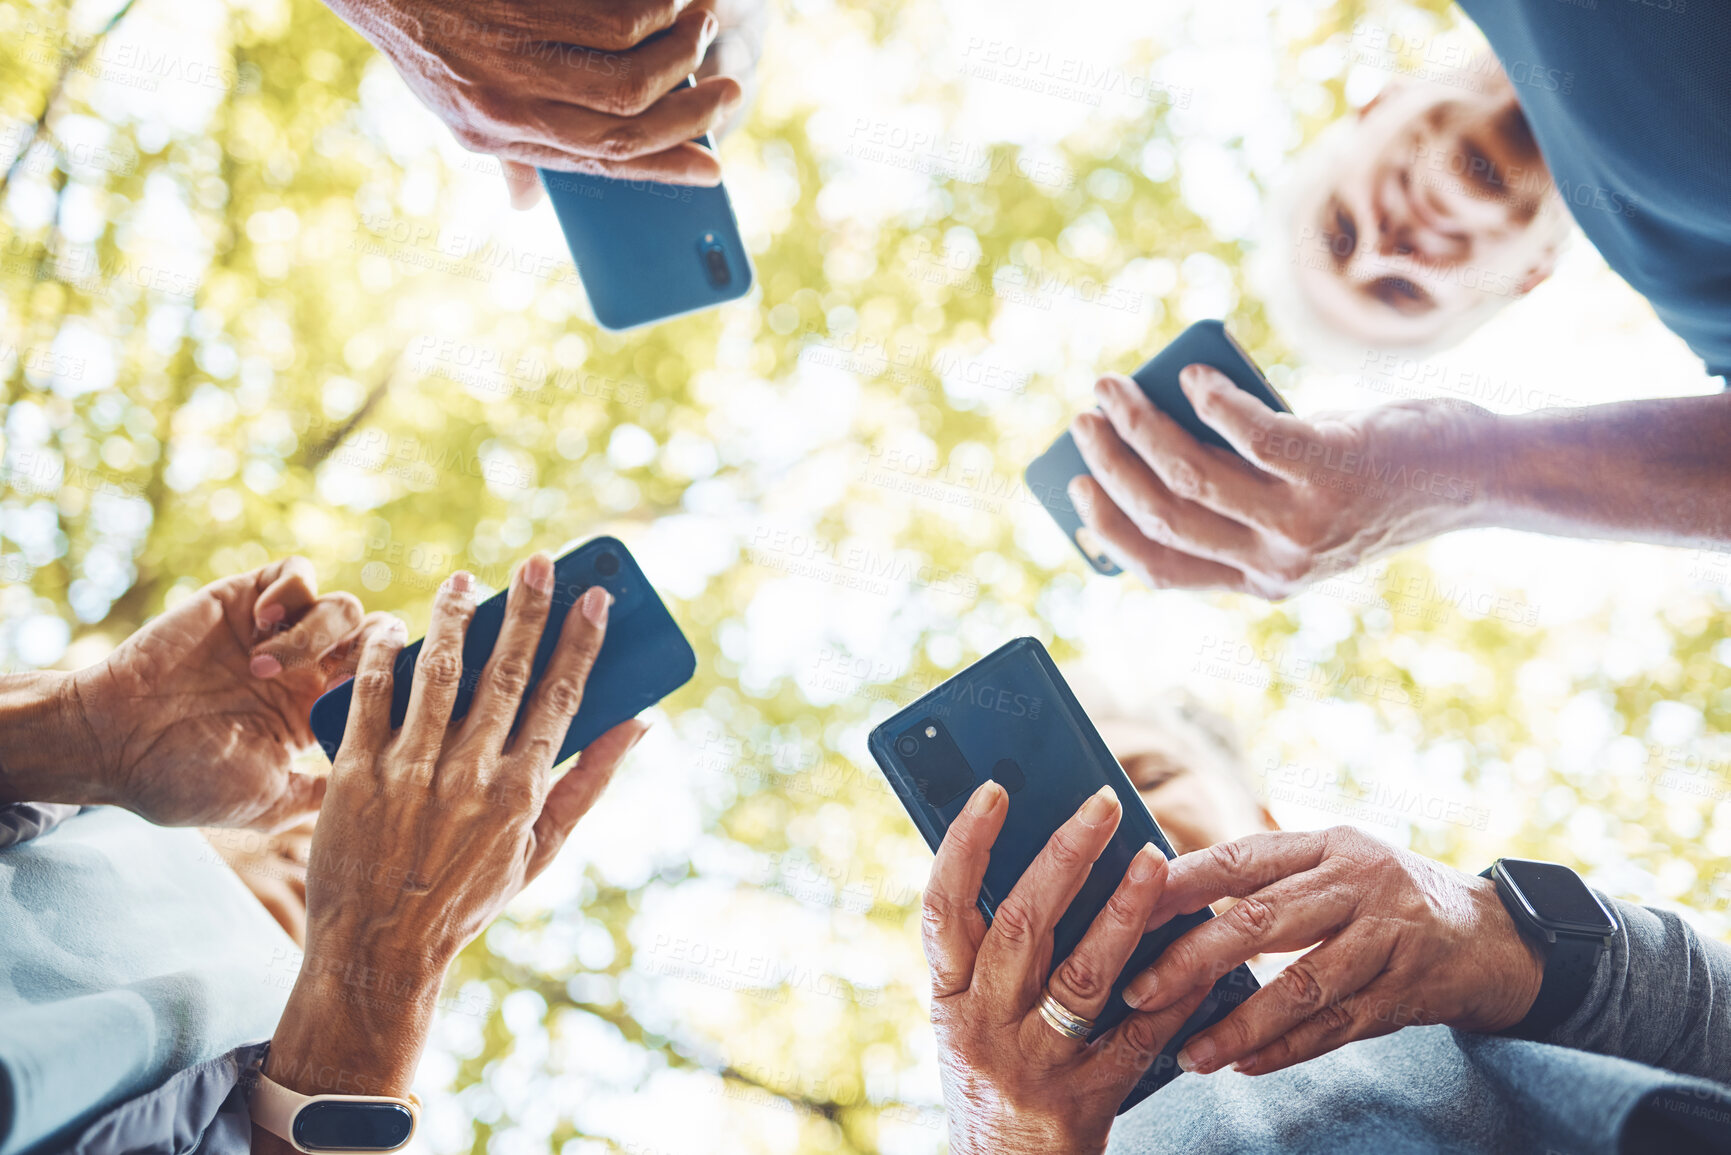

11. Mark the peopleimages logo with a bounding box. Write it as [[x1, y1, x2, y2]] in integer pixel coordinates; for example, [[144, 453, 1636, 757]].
[[930, 678, 1042, 719]]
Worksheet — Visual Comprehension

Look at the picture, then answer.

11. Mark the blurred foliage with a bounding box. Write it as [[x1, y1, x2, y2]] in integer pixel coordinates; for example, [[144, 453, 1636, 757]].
[[2, 0, 1728, 1151]]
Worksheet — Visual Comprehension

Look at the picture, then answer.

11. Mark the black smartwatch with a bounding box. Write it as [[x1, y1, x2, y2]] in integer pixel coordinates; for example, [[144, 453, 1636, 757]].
[[1481, 858, 1618, 1040]]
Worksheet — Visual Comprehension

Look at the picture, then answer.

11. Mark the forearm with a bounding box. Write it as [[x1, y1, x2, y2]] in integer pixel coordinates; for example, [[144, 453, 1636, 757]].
[[252, 953, 445, 1153], [1544, 896, 1731, 1083], [0, 670, 109, 807], [1474, 391, 1731, 547]]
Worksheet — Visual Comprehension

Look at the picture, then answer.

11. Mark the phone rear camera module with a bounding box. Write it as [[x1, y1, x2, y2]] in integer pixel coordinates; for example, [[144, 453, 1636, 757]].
[[699, 235, 732, 288], [594, 550, 621, 578], [895, 717, 974, 808]]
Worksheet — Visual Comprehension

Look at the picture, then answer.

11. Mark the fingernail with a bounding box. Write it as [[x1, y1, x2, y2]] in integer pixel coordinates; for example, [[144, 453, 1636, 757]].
[[249, 653, 283, 678], [1177, 1038, 1214, 1073], [580, 584, 612, 627], [523, 553, 554, 594], [966, 779, 1002, 816], [1094, 375, 1116, 399], [1067, 477, 1089, 504], [700, 9, 718, 43], [386, 616, 409, 639], [1123, 974, 1154, 1009], [1078, 783, 1118, 826], [257, 603, 286, 626], [448, 570, 474, 595], [1128, 842, 1160, 882]]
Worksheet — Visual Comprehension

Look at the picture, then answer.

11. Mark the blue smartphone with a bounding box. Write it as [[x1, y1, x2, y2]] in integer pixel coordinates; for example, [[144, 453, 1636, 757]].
[[1024, 319, 1291, 575], [308, 537, 696, 764], [539, 79, 753, 332], [867, 636, 1259, 1114]]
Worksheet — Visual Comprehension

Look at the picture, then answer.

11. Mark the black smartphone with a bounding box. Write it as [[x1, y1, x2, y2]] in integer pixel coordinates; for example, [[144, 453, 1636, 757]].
[[1024, 319, 1291, 575], [539, 78, 753, 331], [309, 536, 696, 763], [867, 637, 1258, 1114]]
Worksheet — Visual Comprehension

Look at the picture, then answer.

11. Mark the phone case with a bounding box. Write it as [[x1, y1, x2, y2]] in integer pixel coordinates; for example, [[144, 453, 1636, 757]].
[[1024, 319, 1291, 575], [539, 80, 753, 331], [308, 536, 696, 765], [867, 637, 1259, 1114]]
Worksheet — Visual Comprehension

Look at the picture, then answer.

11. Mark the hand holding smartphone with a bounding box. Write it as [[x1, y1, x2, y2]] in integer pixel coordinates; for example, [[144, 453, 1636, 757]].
[[868, 637, 1258, 1113], [540, 77, 753, 331], [309, 537, 695, 764], [1025, 320, 1290, 574]]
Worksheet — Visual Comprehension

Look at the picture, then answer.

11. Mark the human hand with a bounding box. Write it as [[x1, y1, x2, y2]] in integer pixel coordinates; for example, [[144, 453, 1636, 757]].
[[1119, 827, 1544, 1077], [63, 557, 371, 830], [1068, 365, 1491, 598], [923, 781, 1217, 1155], [300, 555, 646, 984], [261, 554, 646, 1109], [323, 0, 749, 207]]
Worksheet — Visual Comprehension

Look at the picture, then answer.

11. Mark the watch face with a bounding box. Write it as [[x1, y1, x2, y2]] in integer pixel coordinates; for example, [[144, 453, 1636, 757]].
[[294, 1102, 415, 1151], [1500, 859, 1617, 936]]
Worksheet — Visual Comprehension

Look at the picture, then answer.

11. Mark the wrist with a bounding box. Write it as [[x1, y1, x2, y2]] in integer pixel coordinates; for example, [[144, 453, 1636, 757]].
[[1400, 398, 1502, 537], [0, 670, 112, 807], [266, 951, 446, 1098], [1465, 874, 1546, 1032]]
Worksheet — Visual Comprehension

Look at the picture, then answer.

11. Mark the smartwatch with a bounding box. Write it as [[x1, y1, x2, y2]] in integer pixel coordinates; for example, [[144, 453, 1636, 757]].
[[1481, 857, 1618, 1040], [249, 1071, 419, 1153]]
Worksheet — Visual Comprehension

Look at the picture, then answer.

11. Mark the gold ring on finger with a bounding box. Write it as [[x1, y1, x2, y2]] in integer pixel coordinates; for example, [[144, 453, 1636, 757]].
[[1037, 988, 1096, 1042]]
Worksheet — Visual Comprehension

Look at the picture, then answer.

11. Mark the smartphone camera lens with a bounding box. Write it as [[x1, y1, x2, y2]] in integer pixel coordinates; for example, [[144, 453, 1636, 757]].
[[699, 235, 732, 288], [595, 550, 621, 578], [895, 735, 919, 758]]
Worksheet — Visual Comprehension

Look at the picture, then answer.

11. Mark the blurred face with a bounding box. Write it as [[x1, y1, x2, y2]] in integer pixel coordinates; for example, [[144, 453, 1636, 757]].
[[1116, 735, 1276, 857], [1293, 84, 1560, 348]]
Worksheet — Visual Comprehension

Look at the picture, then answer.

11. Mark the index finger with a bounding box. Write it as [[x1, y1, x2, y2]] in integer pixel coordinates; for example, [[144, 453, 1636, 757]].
[[1143, 831, 1331, 931], [922, 780, 1008, 999], [1179, 365, 1324, 484]]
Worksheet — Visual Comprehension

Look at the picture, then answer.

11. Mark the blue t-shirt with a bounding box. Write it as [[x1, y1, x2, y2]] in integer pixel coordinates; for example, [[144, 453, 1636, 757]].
[[1458, 0, 1731, 379]]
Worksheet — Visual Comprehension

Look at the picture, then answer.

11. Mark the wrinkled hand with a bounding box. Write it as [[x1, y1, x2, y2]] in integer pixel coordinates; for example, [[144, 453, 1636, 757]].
[[924, 782, 1215, 1155], [1069, 365, 1489, 598], [70, 557, 373, 830], [1120, 827, 1544, 1077], [301, 555, 647, 981], [324, 0, 749, 205]]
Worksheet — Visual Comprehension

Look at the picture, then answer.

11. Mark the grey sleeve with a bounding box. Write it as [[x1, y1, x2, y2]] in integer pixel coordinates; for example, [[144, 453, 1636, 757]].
[[1545, 896, 1731, 1084], [56, 1041, 266, 1155]]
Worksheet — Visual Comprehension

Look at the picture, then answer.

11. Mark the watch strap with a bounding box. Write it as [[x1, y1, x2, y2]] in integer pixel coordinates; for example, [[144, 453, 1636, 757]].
[[249, 1070, 419, 1153], [1507, 930, 1601, 1040]]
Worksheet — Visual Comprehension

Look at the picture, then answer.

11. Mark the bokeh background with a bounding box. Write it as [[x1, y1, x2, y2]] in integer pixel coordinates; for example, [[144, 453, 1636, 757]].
[[3, 0, 1728, 1150]]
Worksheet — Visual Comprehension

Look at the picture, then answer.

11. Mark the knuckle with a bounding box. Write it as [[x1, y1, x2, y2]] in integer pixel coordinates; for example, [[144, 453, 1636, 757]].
[[1227, 895, 1278, 940], [1208, 838, 1251, 877], [990, 901, 1036, 947], [597, 121, 650, 160], [417, 649, 465, 690], [603, 70, 656, 116], [1119, 1012, 1159, 1055], [1276, 961, 1327, 1013], [352, 668, 395, 702], [486, 654, 534, 698], [1045, 830, 1088, 870], [1164, 457, 1209, 503], [1054, 954, 1110, 1002], [1306, 999, 1356, 1037], [540, 676, 585, 718]]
